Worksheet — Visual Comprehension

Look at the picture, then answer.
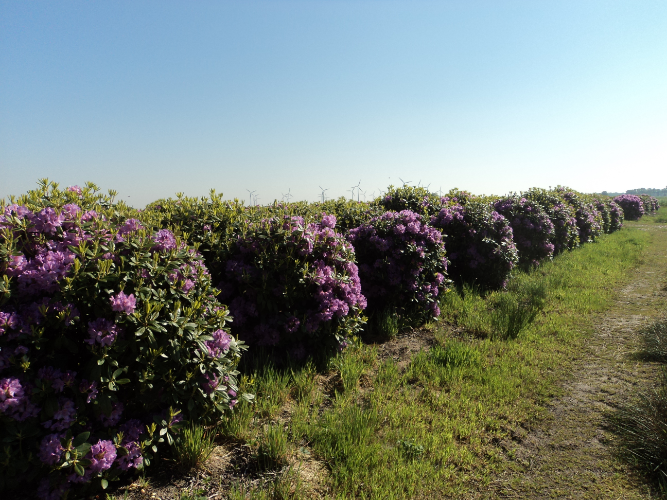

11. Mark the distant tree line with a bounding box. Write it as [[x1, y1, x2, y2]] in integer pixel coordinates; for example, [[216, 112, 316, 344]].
[[600, 187, 667, 197]]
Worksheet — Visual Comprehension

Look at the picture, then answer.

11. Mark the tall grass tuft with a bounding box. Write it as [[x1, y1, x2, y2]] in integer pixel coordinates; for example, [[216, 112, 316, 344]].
[[613, 368, 667, 490], [641, 319, 667, 362], [171, 424, 217, 471], [491, 279, 547, 340], [257, 424, 290, 471]]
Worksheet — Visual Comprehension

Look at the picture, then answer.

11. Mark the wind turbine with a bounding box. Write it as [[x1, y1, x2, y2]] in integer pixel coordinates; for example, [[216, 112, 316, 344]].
[[246, 189, 256, 206], [353, 180, 361, 202], [319, 186, 329, 203], [399, 178, 411, 186]]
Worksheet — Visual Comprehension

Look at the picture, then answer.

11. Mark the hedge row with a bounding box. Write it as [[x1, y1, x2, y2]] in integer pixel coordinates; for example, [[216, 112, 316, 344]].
[[0, 180, 652, 498]]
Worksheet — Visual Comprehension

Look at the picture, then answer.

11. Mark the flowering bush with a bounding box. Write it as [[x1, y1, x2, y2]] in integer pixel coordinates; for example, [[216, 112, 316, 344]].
[[556, 188, 603, 244], [430, 201, 518, 290], [523, 188, 579, 254], [614, 194, 645, 220], [594, 198, 624, 233], [210, 214, 366, 356], [638, 194, 660, 213], [376, 185, 444, 217], [347, 210, 449, 323], [0, 194, 247, 497], [492, 195, 555, 267], [608, 199, 624, 232]]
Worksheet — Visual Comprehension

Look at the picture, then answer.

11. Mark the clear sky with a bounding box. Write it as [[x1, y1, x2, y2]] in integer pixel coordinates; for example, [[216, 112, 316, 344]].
[[1, 1, 666, 207]]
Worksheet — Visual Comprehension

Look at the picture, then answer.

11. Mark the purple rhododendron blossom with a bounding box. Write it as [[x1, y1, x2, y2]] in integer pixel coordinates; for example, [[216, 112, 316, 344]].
[[0, 377, 24, 413], [33, 208, 65, 235], [205, 329, 232, 358], [0, 311, 18, 335], [118, 218, 143, 236], [110, 291, 136, 314], [152, 229, 177, 251], [42, 399, 77, 431], [86, 318, 120, 346], [0, 377, 39, 420], [118, 441, 143, 470], [202, 373, 219, 394], [320, 214, 336, 229], [88, 439, 117, 473], [66, 185, 83, 196], [120, 419, 145, 442], [39, 433, 65, 465]]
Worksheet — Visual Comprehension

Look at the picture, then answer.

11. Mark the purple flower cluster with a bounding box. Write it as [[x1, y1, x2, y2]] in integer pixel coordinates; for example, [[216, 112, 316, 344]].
[[614, 194, 645, 220], [39, 433, 65, 465], [215, 214, 366, 350], [205, 329, 232, 358], [152, 229, 177, 251], [348, 210, 448, 318], [110, 291, 136, 314], [86, 318, 121, 347], [88, 439, 117, 473], [0, 377, 39, 420], [493, 196, 555, 267], [42, 398, 77, 431], [167, 259, 208, 294], [431, 202, 518, 290]]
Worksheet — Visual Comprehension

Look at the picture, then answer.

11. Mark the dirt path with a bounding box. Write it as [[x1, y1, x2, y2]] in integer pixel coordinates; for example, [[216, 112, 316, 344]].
[[490, 222, 667, 499]]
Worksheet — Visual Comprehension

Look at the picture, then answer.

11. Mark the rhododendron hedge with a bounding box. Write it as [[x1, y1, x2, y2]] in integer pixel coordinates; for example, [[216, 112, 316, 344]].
[[556, 188, 603, 244], [0, 185, 247, 498], [430, 201, 518, 290], [613, 194, 645, 221], [492, 195, 555, 267], [524, 188, 579, 254], [347, 210, 449, 325], [207, 214, 366, 356], [594, 198, 624, 233], [143, 197, 367, 354], [638, 194, 660, 213], [376, 185, 445, 217]]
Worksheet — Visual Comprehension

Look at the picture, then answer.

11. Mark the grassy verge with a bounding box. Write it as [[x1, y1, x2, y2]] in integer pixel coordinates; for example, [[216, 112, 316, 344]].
[[116, 227, 651, 499]]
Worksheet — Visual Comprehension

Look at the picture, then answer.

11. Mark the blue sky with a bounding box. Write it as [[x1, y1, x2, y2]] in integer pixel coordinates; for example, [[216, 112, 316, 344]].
[[1, 1, 666, 206]]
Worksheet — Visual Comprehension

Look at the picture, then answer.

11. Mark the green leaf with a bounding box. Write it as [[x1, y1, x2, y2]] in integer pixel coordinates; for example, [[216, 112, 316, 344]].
[[112, 368, 124, 378], [116, 378, 131, 384], [76, 442, 92, 455], [74, 463, 85, 477], [72, 432, 91, 447], [101, 479, 109, 490]]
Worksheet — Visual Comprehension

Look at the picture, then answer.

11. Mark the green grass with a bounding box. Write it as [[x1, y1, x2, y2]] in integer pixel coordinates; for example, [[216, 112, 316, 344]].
[[214, 227, 650, 499], [171, 424, 217, 471]]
